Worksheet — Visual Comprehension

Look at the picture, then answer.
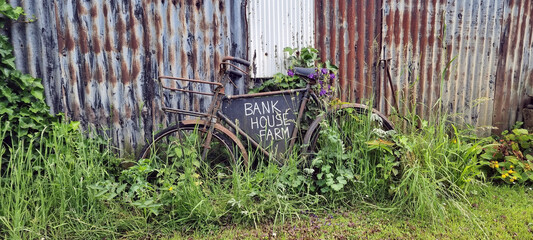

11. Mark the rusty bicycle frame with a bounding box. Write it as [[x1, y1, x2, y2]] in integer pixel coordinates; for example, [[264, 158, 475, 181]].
[[157, 57, 317, 164], [152, 56, 394, 166]]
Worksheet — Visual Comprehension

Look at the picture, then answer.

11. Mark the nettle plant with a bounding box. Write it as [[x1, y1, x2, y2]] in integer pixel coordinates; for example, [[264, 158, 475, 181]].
[[478, 124, 533, 184]]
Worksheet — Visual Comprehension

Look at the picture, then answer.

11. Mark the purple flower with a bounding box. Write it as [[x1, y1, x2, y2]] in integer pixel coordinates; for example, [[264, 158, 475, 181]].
[[319, 80, 324, 85], [330, 73, 335, 79], [287, 69, 294, 77], [319, 88, 327, 96], [321, 68, 328, 74], [308, 73, 315, 79]]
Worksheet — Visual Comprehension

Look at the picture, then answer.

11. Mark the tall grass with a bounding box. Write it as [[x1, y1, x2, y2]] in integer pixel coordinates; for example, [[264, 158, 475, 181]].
[[0, 121, 144, 239], [0, 102, 489, 238], [388, 101, 486, 223]]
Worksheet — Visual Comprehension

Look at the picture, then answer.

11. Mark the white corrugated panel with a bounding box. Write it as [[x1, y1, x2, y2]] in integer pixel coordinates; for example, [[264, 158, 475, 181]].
[[247, 0, 315, 78]]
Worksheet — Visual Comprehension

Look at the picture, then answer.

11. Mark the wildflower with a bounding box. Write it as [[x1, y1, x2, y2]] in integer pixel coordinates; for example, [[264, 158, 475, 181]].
[[319, 88, 327, 96], [321, 68, 328, 74], [195, 181, 203, 186], [308, 73, 315, 79], [330, 73, 335, 79], [287, 69, 294, 77], [510, 165, 514, 169], [501, 173, 508, 179], [192, 173, 200, 179], [489, 161, 499, 168], [508, 169, 514, 174], [168, 186, 173, 191], [510, 178, 515, 182]]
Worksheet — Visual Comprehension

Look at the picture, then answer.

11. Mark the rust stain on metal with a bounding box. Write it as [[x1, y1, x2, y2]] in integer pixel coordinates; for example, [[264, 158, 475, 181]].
[[54, 2, 65, 54], [103, 4, 112, 52], [65, 23, 75, 51], [77, 2, 89, 54], [328, 0, 336, 68], [346, 0, 355, 102], [337, 0, 346, 101], [90, 4, 102, 54]]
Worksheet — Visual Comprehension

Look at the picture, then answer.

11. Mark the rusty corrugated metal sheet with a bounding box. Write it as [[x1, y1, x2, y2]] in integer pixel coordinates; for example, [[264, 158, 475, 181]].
[[493, 0, 533, 134], [381, 0, 448, 120], [247, 0, 315, 78], [319, 0, 532, 134], [7, 0, 247, 152], [315, 0, 383, 104], [442, 0, 504, 135]]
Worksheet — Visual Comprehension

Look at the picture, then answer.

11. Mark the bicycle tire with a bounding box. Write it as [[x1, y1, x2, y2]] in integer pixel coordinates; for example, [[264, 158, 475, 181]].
[[301, 103, 394, 161], [138, 122, 246, 185]]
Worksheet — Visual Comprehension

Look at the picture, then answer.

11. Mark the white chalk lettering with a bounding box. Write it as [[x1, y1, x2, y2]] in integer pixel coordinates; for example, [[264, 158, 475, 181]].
[[244, 103, 253, 116], [271, 100, 280, 113], [282, 112, 290, 126], [259, 116, 267, 129], [281, 127, 290, 139], [275, 113, 283, 127], [262, 102, 270, 114], [243, 99, 296, 144], [267, 115, 276, 128], [250, 116, 259, 129], [253, 102, 261, 115], [266, 128, 273, 140], [274, 128, 281, 140]]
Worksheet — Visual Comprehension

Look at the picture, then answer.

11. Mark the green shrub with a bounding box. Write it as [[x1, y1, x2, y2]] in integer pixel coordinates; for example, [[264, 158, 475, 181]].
[[477, 125, 533, 184]]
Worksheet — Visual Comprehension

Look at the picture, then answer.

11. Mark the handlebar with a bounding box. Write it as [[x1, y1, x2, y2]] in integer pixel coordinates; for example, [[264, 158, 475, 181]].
[[222, 56, 250, 67], [226, 69, 243, 78]]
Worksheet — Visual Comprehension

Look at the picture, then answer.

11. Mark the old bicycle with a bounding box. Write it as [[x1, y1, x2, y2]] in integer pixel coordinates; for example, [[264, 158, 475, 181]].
[[138, 56, 394, 173]]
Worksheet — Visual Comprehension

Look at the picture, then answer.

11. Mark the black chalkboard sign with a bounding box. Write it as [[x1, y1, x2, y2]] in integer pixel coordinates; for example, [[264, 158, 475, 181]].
[[221, 92, 304, 155]]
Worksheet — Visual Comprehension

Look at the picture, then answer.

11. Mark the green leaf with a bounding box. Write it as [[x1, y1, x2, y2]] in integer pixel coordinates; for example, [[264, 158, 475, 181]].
[[1, 56, 15, 69], [0, 85, 15, 102], [31, 88, 44, 100], [331, 183, 343, 191], [512, 128, 528, 135]]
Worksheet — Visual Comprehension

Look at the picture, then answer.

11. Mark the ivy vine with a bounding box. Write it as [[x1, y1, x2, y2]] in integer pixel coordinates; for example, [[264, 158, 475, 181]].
[[1, 1, 56, 145]]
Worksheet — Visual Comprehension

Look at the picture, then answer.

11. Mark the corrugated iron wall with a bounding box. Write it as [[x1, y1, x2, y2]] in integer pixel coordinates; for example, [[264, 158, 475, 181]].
[[316, 0, 533, 134], [315, 0, 383, 104], [5, 0, 533, 151], [247, 0, 315, 78], [7, 0, 247, 152]]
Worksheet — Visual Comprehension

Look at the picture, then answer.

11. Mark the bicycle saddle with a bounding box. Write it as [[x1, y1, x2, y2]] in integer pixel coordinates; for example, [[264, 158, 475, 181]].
[[293, 67, 316, 78]]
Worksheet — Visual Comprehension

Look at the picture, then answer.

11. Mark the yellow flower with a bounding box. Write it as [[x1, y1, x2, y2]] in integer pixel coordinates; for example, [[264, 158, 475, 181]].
[[490, 161, 500, 168], [508, 170, 515, 174], [168, 186, 173, 191], [502, 174, 508, 179], [510, 165, 514, 169], [194, 181, 203, 186], [193, 173, 200, 179], [510, 178, 515, 182]]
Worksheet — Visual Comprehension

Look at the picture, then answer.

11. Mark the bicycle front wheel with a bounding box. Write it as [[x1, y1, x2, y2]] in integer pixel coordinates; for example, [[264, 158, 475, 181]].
[[138, 122, 246, 186]]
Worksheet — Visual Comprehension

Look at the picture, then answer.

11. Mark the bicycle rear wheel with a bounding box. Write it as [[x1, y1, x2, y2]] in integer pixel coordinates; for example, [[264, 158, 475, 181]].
[[138, 121, 246, 187], [302, 103, 394, 161]]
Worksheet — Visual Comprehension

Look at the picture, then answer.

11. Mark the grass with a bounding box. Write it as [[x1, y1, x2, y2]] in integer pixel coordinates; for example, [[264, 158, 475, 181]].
[[173, 184, 533, 239], [1, 109, 531, 239]]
